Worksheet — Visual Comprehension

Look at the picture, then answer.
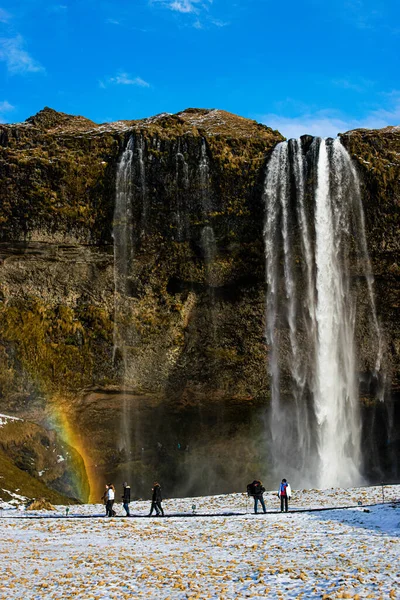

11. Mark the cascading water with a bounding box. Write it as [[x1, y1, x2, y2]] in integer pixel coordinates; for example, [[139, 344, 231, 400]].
[[263, 137, 383, 488], [199, 139, 217, 265], [175, 142, 189, 240], [138, 136, 147, 234], [113, 135, 136, 473], [113, 136, 134, 367], [199, 138, 210, 213], [199, 139, 218, 347]]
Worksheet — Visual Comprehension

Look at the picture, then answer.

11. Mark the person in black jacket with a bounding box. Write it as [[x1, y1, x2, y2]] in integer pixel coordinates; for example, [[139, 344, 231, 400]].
[[247, 479, 266, 514], [148, 482, 164, 516], [122, 482, 131, 516]]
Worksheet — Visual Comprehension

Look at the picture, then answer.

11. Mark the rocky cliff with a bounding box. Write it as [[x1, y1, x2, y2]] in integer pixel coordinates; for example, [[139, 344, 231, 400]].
[[0, 108, 398, 501]]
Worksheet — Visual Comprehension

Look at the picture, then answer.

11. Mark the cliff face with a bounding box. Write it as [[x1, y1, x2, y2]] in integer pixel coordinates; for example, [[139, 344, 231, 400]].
[[340, 127, 400, 386], [0, 108, 398, 500]]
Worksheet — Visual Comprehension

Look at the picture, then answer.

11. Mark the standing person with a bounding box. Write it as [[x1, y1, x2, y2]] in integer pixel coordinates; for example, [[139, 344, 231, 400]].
[[278, 478, 291, 512], [247, 480, 266, 514], [148, 482, 164, 517], [106, 483, 116, 517], [122, 482, 131, 517], [101, 484, 109, 516]]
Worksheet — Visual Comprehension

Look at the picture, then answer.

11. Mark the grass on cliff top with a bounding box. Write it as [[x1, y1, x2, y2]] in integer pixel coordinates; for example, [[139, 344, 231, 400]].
[[0, 449, 77, 506], [11, 106, 284, 142]]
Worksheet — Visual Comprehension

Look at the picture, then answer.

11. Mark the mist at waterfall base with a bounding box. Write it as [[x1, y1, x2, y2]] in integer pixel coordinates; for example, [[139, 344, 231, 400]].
[[264, 137, 385, 490], [105, 131, 390, 501]]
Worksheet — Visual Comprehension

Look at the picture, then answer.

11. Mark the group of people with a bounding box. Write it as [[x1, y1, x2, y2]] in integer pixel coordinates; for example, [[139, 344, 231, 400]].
[[247, 478, 291, 513], [102, 482, 164, 517], [102, 478, 291, 517]]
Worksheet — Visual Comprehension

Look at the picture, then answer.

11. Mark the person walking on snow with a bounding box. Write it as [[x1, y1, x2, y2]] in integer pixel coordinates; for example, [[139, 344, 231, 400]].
[[106, 483, 116, 517], [122, 482, 131, 517], [148, 482, 164, 516], [278, 478, 291, 512], [101, 484, 109, 516], [247, 480, 266, 514]]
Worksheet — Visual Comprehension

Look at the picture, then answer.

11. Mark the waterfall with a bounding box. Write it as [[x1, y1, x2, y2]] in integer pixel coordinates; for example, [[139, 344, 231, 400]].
[[175, 143, 189, 240], [263, 142, 282, 440], [200, 138, 211, 214], [138, 136, 147, 234], [314, 138, 360, 487], [199, 138, 216, 268], [263, 137, 382, 488], [113, 135, 136, 471], [113, 135, 134, 365], [199, 138, 218, 354]]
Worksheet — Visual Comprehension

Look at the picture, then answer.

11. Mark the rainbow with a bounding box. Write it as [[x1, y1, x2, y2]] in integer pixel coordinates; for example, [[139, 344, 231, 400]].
[[48, 396, 93, 502]]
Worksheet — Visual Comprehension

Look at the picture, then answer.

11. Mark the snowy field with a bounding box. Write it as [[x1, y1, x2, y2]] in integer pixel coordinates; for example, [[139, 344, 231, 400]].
[[0, 485, 399, 599]]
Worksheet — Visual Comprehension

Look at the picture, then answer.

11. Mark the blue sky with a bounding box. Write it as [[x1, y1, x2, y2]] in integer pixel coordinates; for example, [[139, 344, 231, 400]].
[[0, 0, 399, 137]]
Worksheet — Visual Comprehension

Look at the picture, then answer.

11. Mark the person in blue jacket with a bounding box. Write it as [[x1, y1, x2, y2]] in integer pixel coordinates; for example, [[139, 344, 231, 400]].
[[278, 478, 291, 512]]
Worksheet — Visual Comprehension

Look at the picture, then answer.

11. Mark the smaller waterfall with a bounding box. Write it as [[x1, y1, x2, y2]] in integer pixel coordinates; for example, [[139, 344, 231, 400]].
[[199, 139, 218, 357], [113, 136, 134, 364], [175, 143, 189, 240], [137, 136, 147, 234], [199, 138, 217, 268], [263, 137, 383, 488], [200, 138, 211, 214], [332, 141, 383, 375], [201, 225, 216, 265], [113, 135, 136, 474]]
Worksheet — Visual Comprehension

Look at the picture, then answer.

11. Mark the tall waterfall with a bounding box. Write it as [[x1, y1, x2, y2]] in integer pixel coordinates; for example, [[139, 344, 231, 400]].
[[263, 137, 382, 488]]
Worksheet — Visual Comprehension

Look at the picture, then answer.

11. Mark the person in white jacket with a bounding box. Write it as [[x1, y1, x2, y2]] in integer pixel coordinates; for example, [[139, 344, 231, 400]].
[[278, 478, 291, 512], [106, 483, 116, 517]]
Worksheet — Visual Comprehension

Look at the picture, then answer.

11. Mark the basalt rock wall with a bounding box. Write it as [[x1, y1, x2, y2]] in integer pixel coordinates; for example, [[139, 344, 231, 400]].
[[0, 108, 398, 500]]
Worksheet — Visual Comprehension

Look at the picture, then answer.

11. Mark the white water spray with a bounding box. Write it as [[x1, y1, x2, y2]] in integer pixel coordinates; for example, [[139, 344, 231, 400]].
[[263, 137, 383, 488], [113, 135, 136, 470]]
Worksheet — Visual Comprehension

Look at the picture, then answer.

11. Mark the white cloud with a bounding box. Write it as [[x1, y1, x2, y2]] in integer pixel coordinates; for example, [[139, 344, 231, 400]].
[[0, 35, 45, 75], [100, 72, 151, 88], [151, 0, 226, 28], [111, 73, 150, 87], [170, 0, 199, 13], [151, 0, 211, 15], [210, 18, 228, 27], [262, 98, 400, 139], [332, 76, 375, 93], [0, 100, 15, 123]]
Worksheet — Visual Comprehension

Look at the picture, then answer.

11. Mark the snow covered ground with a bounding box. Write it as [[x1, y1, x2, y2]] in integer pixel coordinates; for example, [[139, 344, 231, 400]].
[[0, 413, 22, 427], [0, 485, 399, 599]]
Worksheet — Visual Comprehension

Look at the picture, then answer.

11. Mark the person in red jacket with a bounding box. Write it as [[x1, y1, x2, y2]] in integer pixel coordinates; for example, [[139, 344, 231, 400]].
[[278, 478, 291, 512]]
